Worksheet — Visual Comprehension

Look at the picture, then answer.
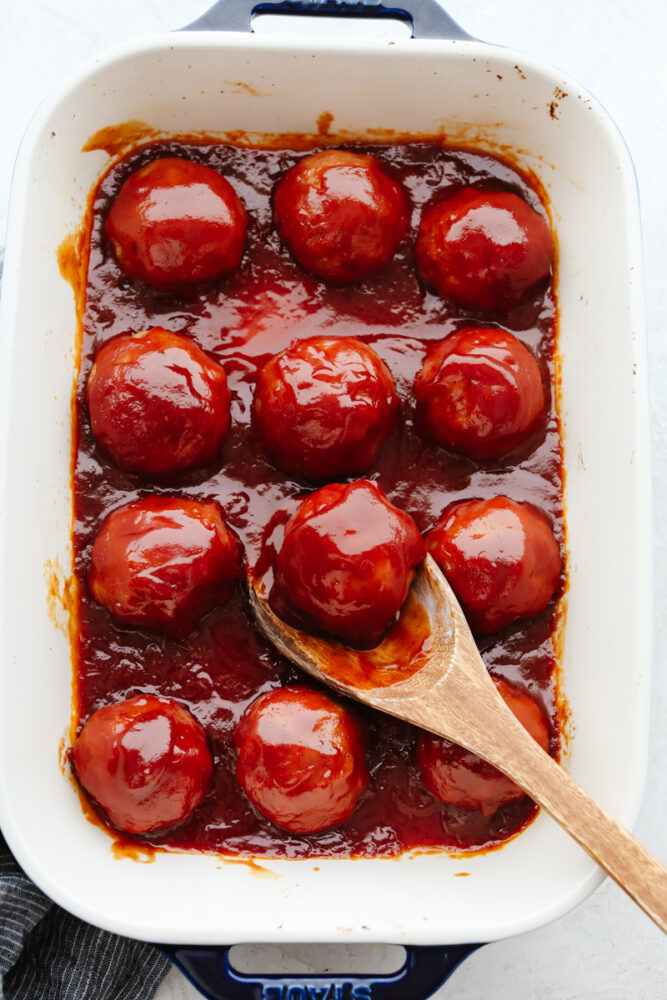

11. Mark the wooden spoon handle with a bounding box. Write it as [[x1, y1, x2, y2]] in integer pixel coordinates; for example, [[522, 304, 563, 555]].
[[444, 691, 667, 932], [401, 565, 667, 932], [512, 740, 666, 930]]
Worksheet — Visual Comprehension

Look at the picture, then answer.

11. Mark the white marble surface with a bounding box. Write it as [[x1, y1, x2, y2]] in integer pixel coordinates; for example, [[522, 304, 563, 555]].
[[1, 0, 665, 997]]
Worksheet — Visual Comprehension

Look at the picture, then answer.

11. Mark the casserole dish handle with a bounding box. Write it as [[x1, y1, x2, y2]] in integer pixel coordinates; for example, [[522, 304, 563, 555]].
[[183, 0, 474, 40], [161, 943, 482, 999]]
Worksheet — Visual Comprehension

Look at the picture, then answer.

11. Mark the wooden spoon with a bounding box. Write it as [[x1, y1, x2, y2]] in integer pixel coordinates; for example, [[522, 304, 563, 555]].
[[248, 554, 667, 933]]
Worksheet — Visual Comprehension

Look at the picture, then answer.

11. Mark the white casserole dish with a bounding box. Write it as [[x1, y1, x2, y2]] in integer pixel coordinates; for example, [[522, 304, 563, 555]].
[[0, 0, 650, 952]]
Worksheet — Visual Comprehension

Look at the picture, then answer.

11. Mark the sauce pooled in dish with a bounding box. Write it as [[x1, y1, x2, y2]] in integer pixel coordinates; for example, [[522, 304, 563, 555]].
[[71, 138, 563, 854]]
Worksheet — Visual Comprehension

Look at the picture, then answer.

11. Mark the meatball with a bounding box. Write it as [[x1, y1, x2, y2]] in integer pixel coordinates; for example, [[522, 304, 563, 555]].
[[234, 685, 369, 833], [426, 496, 562, 633], [86, 327, 231, 477], [273, 479, 426, 646], [253, 336, 399, 480], [417, 677, 550, 816], [414, 327, 545, 460], [273, 150, 409, 282], [105, 157, 247, 290], [89, 496, 243, 636], [415, 188, 554, 311], [72, 695, 213, 834]]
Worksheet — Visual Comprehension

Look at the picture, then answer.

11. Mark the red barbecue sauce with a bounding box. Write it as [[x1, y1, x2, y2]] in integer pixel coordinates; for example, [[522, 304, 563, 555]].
[[72, 140, 563, 857]]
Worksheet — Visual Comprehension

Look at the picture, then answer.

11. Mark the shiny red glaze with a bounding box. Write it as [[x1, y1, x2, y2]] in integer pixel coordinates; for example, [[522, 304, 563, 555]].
[[415, 189, 554, 311], [252, 336, 400, 480], [105, 157, 247, 290], [417, 677, 550, 816], [72, 695, 213, 834], [74, 141, 563, 857], [414, 327, 545, 460], [273, 479, 426, 646], [427, 496, 562, 633], [89, 496, 243, 636], [273, 150, 409, 282], [234, 685, 369, 833], [86, 327, 231, 476]]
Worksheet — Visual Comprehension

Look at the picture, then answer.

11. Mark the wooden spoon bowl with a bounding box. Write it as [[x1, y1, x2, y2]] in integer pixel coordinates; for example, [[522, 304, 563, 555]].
[[248, 554, 667, 932]]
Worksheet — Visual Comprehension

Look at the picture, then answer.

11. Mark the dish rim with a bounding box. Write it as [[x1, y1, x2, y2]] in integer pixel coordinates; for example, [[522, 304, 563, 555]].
[[0, 27, 651, 945]]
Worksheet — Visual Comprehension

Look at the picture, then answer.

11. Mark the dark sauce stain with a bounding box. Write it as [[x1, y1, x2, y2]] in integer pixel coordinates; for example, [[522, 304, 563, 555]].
[[58, 230, 89, 311], [82, 121, 161, 157], [72, 139, 565, 858], [229, 81, 264, 97], [215, 856, 282, 878], [549, 87, 569, 121], [45, 558, 77, 638], [317, 111, 335, 136]]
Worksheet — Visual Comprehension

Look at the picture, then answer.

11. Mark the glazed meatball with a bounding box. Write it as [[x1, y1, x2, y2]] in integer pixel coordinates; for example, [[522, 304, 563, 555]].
[[415, 188, 553, 311], [89, 496, 242, 636], [273, 479, 426, 646], [426, 496, 562, 634], [86, 327, 231, 477], [273, 150, 409, 282], [72, 695, 213, 834], [417, 677, 550, 816], [234, 685, 369, 833], [414, 327, 545, 460], [253, 336, 399, 480], [105, 157, 247, 290]]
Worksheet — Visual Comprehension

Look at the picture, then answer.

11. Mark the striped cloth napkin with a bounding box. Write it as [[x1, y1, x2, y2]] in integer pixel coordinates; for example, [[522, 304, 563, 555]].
[[0, 832, 170, 999], [0, 253, 171, 1000]]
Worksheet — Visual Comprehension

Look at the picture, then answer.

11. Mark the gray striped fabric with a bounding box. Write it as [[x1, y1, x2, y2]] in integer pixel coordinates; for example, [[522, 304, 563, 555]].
[[0, 256, 172, 1000], [1, 836, 171, 998]]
